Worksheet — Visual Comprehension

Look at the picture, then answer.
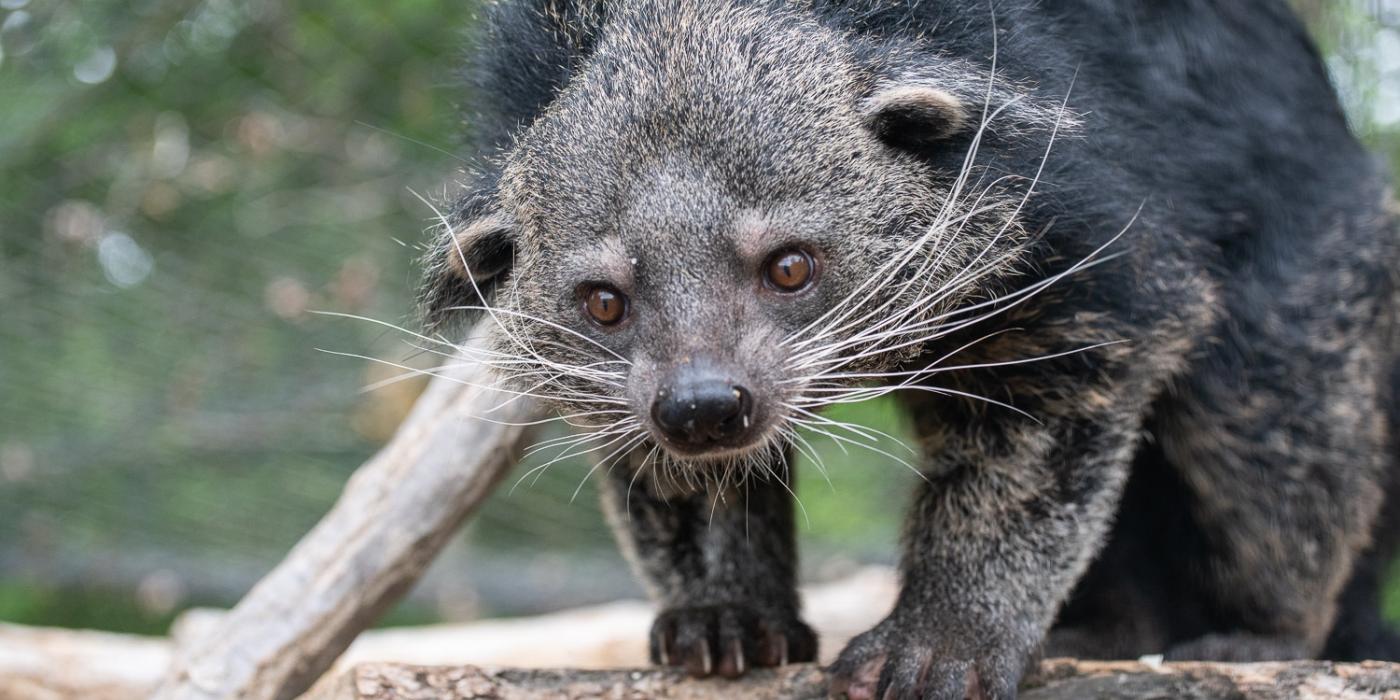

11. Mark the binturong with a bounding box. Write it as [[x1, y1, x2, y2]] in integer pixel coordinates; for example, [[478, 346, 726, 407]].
[[420, 0, 1400, 697]]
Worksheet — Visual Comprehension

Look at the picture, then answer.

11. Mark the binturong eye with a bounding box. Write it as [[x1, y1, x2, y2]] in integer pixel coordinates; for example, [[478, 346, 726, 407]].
[[763, 247, 817, 293], [583, 284, 628, 326]]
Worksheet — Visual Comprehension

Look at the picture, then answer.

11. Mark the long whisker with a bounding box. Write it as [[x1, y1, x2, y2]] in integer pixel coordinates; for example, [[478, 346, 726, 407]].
[[626, 443, 663, 517], [782, 426, 834, 492], [522, 418, 639, 458], [316, 348, 623, 405], [789, 340, 1127, 386], [512, 422, 640, 494], [784, 405, 916, 455], [783, 414, 926, 484], [789, 209, 1135, 378], [572, 430, 648, 503]]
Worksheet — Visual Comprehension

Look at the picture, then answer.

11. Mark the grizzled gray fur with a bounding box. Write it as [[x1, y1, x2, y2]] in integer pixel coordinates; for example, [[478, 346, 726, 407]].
[[420, 0, 1400, 697]]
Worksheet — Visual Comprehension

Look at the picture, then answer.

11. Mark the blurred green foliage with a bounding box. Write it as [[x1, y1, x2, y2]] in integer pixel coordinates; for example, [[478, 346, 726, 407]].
[[1, 0, 480, 630], [0, 0, 1396, 635]]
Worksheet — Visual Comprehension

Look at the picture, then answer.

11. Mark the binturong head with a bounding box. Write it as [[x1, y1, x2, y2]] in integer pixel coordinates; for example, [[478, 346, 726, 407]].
[[421, 0, 1067, 481]]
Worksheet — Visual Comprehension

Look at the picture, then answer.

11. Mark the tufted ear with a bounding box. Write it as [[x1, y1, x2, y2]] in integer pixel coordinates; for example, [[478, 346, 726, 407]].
[[420, 207, 518, 331], [862, 84, 971, 150]]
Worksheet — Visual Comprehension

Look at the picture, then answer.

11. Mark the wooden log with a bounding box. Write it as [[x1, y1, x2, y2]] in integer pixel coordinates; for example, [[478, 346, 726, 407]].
[[0, 622, 172, 700], [0, 568, 897, 700], [8, 617, 1400, 699], [151, 329, 539, 700], [303, 660, 1400, 700], [161, 566, 897, 671]]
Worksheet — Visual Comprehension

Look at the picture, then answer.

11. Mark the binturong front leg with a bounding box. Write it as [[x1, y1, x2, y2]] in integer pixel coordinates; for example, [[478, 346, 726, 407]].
[[829, 396, 1142, 700], [600, 447, 817, 678]]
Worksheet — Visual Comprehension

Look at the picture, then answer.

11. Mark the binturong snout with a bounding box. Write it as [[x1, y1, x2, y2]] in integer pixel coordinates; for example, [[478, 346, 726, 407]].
[[650, 359, 755, 453]]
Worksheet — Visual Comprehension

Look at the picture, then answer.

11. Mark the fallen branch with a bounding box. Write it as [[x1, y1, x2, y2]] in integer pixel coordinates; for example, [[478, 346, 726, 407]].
[[304, 660, 1400, 700], [0, 568, 896, 700], [152, 329, 539, 700], [9, 616, 1400, 699]]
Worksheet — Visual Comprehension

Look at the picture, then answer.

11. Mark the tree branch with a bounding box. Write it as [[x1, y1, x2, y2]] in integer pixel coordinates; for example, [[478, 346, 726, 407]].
[[152, 329, 539, 700]]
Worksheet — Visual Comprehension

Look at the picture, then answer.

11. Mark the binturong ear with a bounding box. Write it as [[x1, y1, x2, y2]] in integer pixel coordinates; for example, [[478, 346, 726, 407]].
[[420, 206, 518, 332], [862, 84, 971, 150]]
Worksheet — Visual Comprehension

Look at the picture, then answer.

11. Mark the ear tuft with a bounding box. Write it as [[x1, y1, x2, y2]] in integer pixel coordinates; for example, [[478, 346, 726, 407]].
[[444, 212, 516, 284], [863, 85, 970, 150], [421, 208, 518, 331]]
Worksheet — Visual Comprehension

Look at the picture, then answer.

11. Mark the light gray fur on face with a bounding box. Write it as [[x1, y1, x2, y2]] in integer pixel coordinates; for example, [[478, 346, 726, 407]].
[[449, 0, 1065, 472]]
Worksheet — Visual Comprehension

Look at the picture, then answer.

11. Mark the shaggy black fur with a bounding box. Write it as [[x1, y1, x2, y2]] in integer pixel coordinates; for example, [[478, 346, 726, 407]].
[[422, 1, 1400, 698]]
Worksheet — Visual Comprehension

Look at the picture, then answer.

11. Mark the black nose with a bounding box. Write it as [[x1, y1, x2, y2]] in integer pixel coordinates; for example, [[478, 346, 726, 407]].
[[651, 375, 754, 450]]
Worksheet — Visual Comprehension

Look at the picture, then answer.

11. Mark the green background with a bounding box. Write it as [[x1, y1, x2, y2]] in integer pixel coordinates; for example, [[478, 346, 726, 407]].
[[0, 0, 1395, 635]]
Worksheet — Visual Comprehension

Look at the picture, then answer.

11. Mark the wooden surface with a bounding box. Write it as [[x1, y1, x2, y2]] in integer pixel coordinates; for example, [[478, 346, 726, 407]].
[[6, 609, 1400, 699], [0, 568, 895, 700], [150, 330, 539, 700], [305, 659, 1400, 700], [0, 623, 172, 700]]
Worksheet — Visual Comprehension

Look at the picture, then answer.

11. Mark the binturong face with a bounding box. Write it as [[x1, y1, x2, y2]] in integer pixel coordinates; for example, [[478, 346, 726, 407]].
[[421, 0, 1067, 484]]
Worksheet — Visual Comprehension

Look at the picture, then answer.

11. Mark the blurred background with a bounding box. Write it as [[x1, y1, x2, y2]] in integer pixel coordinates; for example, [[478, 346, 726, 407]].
[[0, 0, 1396, 637]]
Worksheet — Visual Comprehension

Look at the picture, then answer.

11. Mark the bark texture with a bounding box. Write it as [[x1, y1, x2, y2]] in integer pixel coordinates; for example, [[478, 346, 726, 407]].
[[304, 660, 1400, 700], [6, 618, 1400, 699]]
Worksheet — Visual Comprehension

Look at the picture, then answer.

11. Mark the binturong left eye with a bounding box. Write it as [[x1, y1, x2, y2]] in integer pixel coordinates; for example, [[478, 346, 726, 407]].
[[763, 247, 817, 293], [582, 284, 628, 327]]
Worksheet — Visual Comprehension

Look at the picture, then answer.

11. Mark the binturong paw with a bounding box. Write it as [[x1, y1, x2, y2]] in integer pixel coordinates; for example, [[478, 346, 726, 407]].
[[649, 604, 817, 678], [827, 617, 1027, 700]]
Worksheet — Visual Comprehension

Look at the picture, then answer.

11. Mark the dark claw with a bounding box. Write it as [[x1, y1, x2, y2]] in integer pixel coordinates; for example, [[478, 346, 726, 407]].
[[828, 620, 1022, 700], [650, 604, 816, 678]]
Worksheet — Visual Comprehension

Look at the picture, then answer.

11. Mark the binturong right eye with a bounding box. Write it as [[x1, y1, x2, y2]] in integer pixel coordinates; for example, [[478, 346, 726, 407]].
[[763, 247, 817, 293], [582, 284, 628, 327]]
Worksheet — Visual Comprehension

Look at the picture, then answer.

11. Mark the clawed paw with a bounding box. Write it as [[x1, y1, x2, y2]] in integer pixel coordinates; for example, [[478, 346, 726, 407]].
[[650, 604, 817, 678], [827, 621, 1021, 700]]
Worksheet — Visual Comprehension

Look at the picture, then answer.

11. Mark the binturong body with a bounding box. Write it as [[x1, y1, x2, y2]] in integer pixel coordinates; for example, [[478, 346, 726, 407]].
[[421, 0, 1400, 697]]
